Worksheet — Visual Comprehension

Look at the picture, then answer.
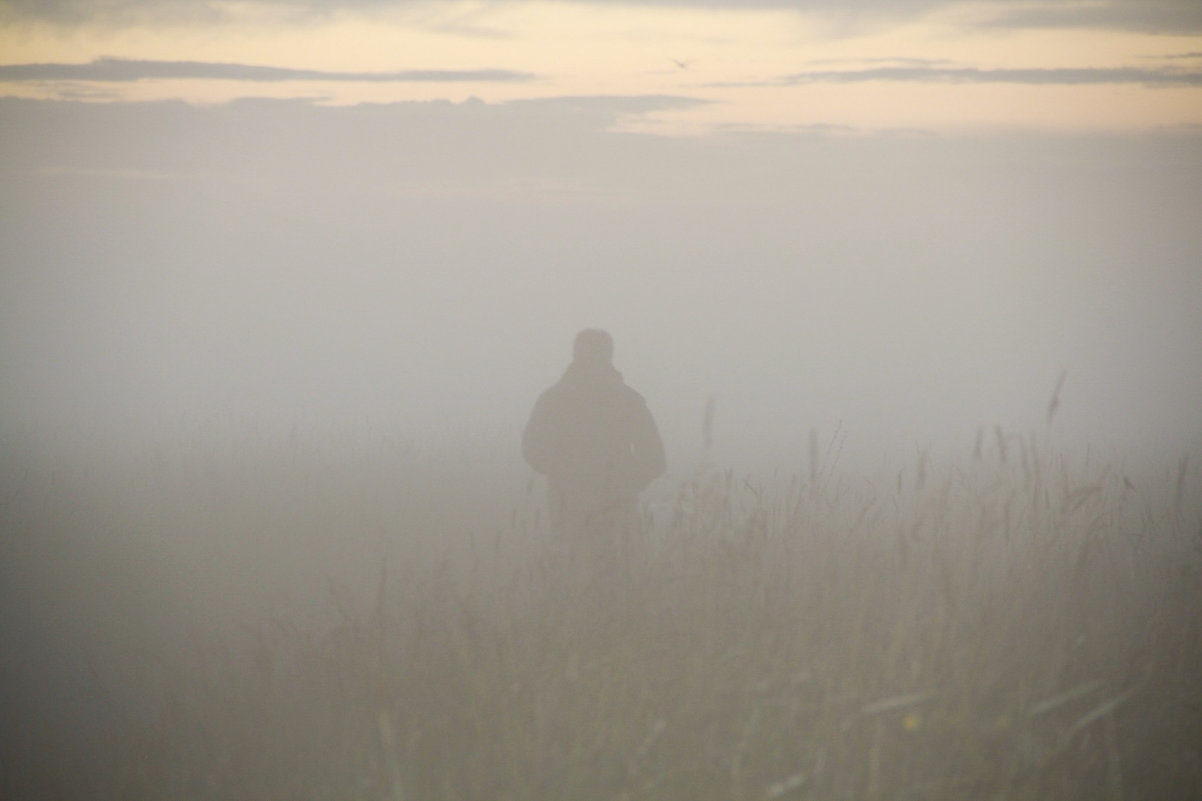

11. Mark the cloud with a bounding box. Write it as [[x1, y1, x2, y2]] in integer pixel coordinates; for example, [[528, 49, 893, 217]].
[[509, 94, 705, 115], [804, 56, 957, 68], [0, 0, 930, 24], [978, 2, 1202, 35], [0, 94, 707, 182], [2, 0, 1201, 34], [0, 58, 536, 83], [771, 65, 1202, 87]]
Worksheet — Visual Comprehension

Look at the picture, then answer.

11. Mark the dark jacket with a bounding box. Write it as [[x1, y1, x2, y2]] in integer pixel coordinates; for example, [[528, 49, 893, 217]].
[[522, 362, 666, 505]]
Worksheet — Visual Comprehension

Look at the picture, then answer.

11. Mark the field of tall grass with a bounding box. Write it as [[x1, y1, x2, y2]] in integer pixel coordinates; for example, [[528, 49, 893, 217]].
[[2, 426, 1199, 800]]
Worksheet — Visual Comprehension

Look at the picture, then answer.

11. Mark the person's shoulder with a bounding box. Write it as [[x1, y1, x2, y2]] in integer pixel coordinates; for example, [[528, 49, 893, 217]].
[[619, 383, 649, 407], [534, 382, 563, 406]]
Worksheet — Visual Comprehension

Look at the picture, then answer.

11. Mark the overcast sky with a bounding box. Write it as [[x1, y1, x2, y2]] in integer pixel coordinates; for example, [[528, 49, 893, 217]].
[[4, 0, 1202, 132], [2, 0, 1200, 472]]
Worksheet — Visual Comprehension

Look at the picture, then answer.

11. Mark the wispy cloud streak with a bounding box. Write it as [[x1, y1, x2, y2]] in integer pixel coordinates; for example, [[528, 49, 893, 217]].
[[979, 3, 1202, 34], [771, 65, 1202, 87], [3, 0, 1200, 34], [0, 58, 536, 83]]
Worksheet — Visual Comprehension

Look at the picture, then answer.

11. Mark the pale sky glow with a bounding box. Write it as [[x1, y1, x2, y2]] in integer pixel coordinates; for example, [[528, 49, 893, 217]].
[[2, 0, 1201, 132]]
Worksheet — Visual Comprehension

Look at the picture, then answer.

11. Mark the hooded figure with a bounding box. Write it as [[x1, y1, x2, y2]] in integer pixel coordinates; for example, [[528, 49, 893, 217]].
[[523, 330, 666, 543]]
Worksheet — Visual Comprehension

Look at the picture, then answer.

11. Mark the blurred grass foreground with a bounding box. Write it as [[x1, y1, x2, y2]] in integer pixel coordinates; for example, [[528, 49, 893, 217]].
[[2, 427, 1200, 800]]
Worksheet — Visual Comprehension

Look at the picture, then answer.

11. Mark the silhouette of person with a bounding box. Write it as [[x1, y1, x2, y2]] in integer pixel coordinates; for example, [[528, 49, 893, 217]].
[[523, 330, 666, 549]]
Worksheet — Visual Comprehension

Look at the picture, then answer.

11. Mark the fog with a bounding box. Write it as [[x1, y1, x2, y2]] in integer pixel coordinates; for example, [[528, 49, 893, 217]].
[[3, 93, 1202, 799], [3, 96, 1200, 473]]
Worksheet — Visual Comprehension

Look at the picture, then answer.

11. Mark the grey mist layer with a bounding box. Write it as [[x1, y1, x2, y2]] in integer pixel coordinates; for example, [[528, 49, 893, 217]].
[[1, 96, 1200, 469]]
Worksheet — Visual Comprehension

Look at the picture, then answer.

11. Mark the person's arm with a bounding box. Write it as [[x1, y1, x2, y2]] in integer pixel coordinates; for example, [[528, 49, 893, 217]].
[[631, 400, 666, 492]]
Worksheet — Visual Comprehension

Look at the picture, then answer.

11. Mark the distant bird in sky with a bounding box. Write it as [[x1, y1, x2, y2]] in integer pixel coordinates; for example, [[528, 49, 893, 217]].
[[670, 58, 693, 70]]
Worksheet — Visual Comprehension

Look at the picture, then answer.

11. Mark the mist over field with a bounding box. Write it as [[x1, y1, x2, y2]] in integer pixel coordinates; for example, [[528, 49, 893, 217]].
[[2, 93, 1201, 799], [3, 96, 1201, 470]]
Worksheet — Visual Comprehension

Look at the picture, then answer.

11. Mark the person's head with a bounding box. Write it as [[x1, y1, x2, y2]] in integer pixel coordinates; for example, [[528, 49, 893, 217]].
[[572, 329, 614, 366]]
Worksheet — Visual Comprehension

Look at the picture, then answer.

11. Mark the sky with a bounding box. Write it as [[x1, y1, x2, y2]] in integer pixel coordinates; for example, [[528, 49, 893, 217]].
[[2, 0, 1201, 474], [3, 1, 1202, 133]]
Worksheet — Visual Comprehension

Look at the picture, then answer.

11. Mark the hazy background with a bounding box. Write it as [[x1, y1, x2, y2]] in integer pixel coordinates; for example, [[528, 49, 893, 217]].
[[2, 95, 1200, 475], [2, 9, 1202, 794]]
